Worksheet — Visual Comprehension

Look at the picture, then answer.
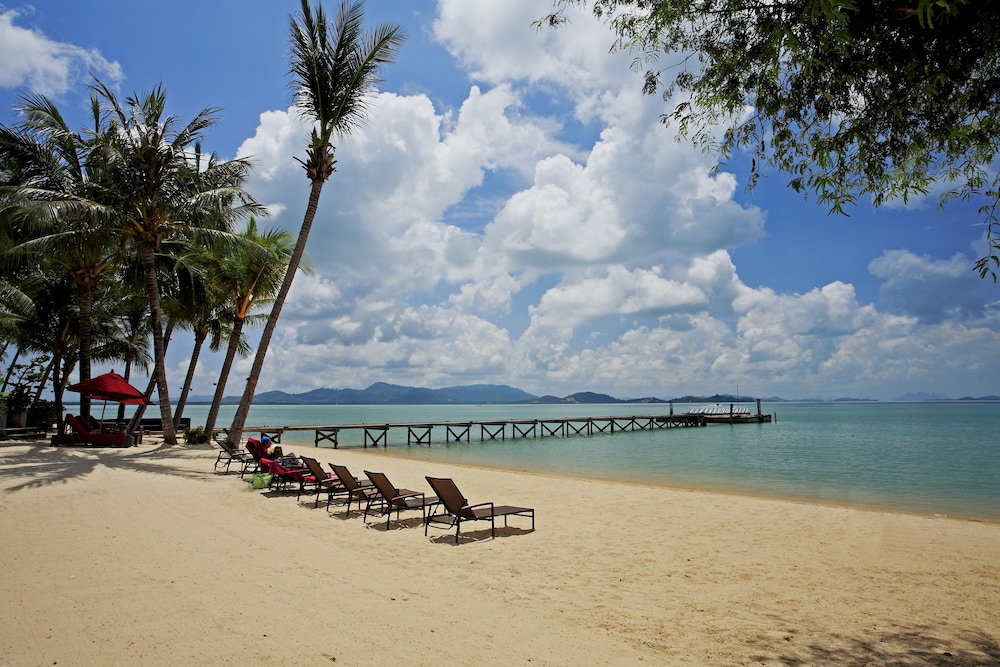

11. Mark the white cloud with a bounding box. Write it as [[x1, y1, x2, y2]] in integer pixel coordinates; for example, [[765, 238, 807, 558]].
[[527, 265, 707, 332], [0, 9, 122, 96]]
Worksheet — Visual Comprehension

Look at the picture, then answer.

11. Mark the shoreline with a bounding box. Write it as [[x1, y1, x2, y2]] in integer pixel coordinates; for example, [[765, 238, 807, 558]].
[[359, 443, 1000, 524], [14, 433, 1000, 523], [2, 439, 998, 665]]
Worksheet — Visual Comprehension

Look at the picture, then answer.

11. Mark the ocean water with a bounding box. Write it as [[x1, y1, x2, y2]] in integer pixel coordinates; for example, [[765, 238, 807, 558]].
[[176, 401, 1000, 520]]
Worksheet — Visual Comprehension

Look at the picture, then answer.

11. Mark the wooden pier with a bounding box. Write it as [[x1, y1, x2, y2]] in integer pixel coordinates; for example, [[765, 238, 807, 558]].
[[226, 412, 718, 448]]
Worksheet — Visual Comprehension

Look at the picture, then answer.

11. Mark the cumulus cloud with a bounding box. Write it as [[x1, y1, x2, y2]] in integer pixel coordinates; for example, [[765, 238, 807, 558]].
[[0, 9, 122, 96], [528, 266, 707, 332], [870, 250, 986, 324]]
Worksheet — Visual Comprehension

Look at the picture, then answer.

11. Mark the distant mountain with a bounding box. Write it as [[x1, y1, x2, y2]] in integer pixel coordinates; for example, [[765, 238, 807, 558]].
[[531, 395, 567, 404], [185, 383, 991, 406], [191, 382, 540, 405], [438, 384, 538, 403], [563, 391, 620, 404]]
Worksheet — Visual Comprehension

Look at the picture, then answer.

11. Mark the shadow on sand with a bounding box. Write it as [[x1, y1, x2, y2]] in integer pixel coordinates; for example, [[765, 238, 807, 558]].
[[0, 441, 217, 493], [753, 621, 1000, 666]]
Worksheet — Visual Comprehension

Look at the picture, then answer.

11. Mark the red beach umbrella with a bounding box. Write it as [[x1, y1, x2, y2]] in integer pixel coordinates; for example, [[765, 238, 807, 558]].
[[67, 371, 153, 407]]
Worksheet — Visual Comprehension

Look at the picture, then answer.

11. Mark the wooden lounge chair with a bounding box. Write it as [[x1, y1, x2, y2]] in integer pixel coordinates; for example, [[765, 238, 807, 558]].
[[363, 470, 439, 529], [424, 476, 534, 543], [297, 457, 348, 507], [213, 437, 253, 474], [327, 464, 376, 516]]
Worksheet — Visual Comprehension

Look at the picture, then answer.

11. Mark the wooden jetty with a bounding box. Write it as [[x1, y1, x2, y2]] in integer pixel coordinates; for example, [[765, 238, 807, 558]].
[[223, 405, 765, 449], [224, 413, 711, 448]]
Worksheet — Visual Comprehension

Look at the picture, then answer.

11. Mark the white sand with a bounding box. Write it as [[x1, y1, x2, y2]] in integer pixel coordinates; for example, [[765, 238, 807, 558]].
[[1, 439, 998, 666]]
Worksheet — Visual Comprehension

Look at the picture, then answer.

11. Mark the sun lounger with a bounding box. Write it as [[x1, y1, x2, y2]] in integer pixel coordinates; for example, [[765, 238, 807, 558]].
[[52, 414, 133, 447], [213, 437, 253, 474], [239, 438, 269, 478], [327, 464, 376, 516], [424, 476, 534, 543], [363, 470, 439, 529], [297, 457, 348, 508], [257, 457, 308, 492]]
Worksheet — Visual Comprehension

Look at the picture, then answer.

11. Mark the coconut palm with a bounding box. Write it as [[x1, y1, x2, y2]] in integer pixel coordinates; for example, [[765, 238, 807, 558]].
[[107, 289, 153, 422], [226, 0, 404, 446], [92, 81, 264, 444], [203, 218, 297, 436], [0, 93, 119, 420], [164, 260, 213, 429]]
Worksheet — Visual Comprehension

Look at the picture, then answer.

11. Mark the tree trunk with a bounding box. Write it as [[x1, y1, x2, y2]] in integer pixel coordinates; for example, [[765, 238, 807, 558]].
[[32, 356, 57, 404], [118, 361, 134, 422], [127, 320, 174, 433], [173, 330, 206, 431], [2, 348, 20, 393], [77, 282, 93, 420], [52, 353, 65, 434], [227, 178, 325, 446], [205, 316, 245, 436], [142, 244, 176, 444]]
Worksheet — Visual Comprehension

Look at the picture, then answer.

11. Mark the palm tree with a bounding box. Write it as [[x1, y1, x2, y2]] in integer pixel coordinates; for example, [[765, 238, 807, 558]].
[[169, 253, 228, 430], [108, 289, 152, 422], [204, 218, 296, 436], [0, 93, 118, 421], [226, 0, 404, 446], [93, 81, 264, 444]]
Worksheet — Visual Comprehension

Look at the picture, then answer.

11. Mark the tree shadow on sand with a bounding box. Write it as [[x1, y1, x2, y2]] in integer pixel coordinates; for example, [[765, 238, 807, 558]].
[[0, 442, 218, 493], [753, 622, 1000, 666]]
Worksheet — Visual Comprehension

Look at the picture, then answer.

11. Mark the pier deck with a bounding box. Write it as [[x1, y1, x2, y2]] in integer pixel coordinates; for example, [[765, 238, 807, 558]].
[[219, 411, 773, 448]]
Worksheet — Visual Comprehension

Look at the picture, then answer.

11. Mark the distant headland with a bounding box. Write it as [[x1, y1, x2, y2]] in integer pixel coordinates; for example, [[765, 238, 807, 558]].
[[183, 382, 1000, 406]]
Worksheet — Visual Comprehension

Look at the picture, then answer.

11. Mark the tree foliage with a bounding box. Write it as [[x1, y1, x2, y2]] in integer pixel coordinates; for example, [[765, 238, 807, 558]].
[[541, 0, 1000, 278]]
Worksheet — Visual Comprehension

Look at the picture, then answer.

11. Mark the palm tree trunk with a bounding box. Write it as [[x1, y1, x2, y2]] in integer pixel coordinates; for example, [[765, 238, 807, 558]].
[[127, 320, 174, 432], [32, 356, 57, 404], [52, 353, 67, 434], [2, 348, 20, 393], [205, 316, 245, 436], [118, 361, 133, 422], [77, 283, 94, 420], [173, 330, 206, 430], [142, 244, 176, 444], [227, 178, 324, 446]]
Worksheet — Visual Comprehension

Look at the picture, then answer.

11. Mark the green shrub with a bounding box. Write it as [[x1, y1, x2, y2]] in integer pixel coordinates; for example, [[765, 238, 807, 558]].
[[182, 425, 210, 444]]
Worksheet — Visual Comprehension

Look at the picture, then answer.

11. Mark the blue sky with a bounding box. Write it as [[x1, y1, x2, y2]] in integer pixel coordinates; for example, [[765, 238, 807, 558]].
[[2, 0, 998, 400]]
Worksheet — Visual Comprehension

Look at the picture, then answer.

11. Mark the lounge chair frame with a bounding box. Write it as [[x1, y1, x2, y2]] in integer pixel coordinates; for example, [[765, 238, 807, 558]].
[[363, 470, 439, 529], [327, 464, 376, 516], [213, 438, 252, 474], [297, 457, 348, 508], [424, 476, 534, 543]]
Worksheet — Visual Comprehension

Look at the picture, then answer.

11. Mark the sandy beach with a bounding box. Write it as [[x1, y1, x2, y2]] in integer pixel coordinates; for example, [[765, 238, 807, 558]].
[[1, 438, 998, 666]]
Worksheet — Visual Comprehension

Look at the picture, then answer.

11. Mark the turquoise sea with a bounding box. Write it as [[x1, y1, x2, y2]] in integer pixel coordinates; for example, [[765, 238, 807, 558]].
[[175, 401, 999, 520]]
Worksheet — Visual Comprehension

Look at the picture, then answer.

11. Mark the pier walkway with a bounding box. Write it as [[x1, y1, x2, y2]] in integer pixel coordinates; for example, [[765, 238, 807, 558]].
[[227, 412, 716, 448]]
